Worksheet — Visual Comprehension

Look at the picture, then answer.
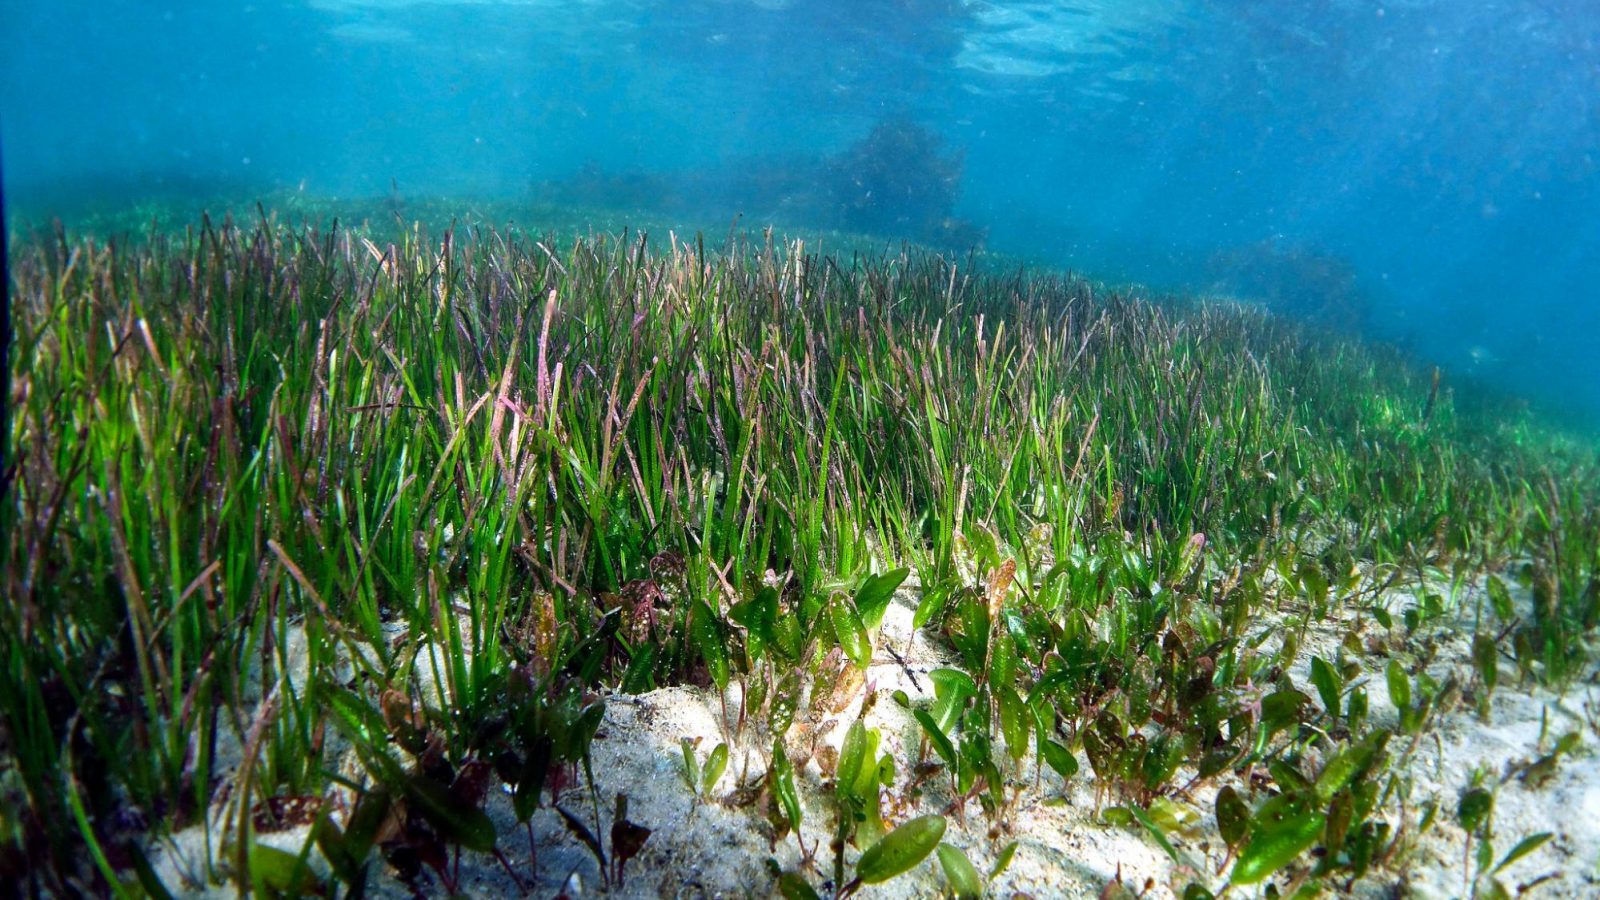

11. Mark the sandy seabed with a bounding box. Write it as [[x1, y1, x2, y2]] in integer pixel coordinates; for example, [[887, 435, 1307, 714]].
[[148, 579, 1600, 899]]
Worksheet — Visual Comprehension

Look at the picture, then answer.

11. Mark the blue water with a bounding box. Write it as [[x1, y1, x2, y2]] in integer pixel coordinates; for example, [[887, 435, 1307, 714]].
[[3, 1, 1597, 421]]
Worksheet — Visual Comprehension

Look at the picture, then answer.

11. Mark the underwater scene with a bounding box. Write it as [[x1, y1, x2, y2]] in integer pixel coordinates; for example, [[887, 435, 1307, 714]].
[[2, 1, 1598, 897]]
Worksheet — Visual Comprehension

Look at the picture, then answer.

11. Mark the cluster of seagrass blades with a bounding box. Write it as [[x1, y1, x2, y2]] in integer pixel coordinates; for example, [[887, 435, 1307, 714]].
[[1, 207, 1595, 897]]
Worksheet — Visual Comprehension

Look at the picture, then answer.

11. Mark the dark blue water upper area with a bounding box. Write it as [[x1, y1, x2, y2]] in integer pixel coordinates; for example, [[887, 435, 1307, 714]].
[[2, 0, 1596, 423]]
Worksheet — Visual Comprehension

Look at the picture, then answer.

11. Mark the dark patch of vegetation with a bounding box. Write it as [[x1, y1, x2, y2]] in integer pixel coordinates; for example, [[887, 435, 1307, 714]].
[[538, 117, 984, 249], [1207, 239, 1372, 334]]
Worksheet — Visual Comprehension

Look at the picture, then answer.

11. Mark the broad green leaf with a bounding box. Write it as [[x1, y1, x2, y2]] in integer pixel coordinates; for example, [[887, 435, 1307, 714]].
[[1215, 785, 1250, 849], [830, 597, 873, 669], [693, 599, 730, 691], [325, 686, 387, 748], [730, 586, 779, 645], [914, 581, 953, 630], [1315, 731, 1388, 804], [998, 686, 1031, 761], [855, 568, 909, 631], [929, 668, 978, 701], [773, 611, 805, 661], [1487, 575, 1514, 621], [1309, 656, 1341, 718], [1473, 633, 1498, 692], [1386, 659, 1411, 711], [1457, 787, 1493, 835], [856, 729, 886, 799], [856, 814, 946, 884], [966, 526, 1000, 572], [772, 739, 803, 830], [837, 721, 868, 804], [1260, 689, 1308, 736], [1231, 809, 1325, 885], [704, 742, 729, 795], [936, 844, 983, 900], [989, 624, 1018, 688], [1041, 739, 1079, 781], [929, 667, 977, 733]]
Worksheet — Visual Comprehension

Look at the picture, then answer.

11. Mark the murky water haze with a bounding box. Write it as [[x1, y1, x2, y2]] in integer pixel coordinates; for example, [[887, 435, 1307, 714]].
[[3, 0, 1596, 422]]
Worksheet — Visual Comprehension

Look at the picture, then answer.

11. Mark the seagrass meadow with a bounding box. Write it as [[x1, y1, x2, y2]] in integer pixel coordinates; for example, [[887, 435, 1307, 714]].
[[3, 209, 1599, 899]]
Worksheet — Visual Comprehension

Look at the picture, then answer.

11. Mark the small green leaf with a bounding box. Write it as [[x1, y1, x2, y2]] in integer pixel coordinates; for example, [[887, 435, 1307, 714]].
[[998, 686, 1031, 761], [1315, 731, 1387, 804], [856, 567, 910, 631], [936, 844, 984, 900], [777, 870, 822, 900], [1099, 806, 1136, 827], [1473, 633, 1498, 693], [1487, 575, 1514, 621], [1386, 659, 1411, 711], [771, 739, 803, 830], [1040, 739, 1079, 782], [837, 721, 868, 804], [692, 599, 730, 691], [1147, 797, 1202, 835], [704, 742, 729, 795], [1215, 786, 1251, 849], [773, 610, 805, 661], [830, 596, 873, 669], [1457, 787, 1493, 836], [1231, 808, 1325, 885], [730, 586, 779, 644], [1309, 656, 1341, 718], [247, 843, 323, 897], [856, 814, 946, 884], [679, 738, 701, 794], [1260, 689, 1308, 736], [1478, 876, 1513, 900], [914, 580, 953, 630], [1493, 832, 1553, 874], [914, 709, 958, 771], [1128, 803, 1181, 864], [1347, 685, 1369, 728], [989, 840, 1018, 880]]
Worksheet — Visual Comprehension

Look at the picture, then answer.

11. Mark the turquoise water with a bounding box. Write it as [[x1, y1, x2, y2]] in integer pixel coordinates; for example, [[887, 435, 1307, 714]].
[[2, 1, 1596, 420]]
